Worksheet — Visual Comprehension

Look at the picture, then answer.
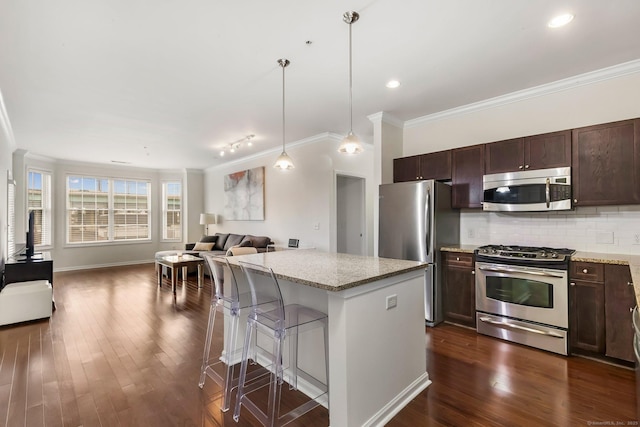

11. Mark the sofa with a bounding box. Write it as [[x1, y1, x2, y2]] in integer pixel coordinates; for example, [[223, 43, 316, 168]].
[[155, 233, 273, 277], [184, 233, 272, 255]]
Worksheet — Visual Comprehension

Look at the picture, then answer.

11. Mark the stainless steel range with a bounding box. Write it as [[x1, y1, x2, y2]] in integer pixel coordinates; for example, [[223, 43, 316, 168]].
[[475, 244, 575, 355]]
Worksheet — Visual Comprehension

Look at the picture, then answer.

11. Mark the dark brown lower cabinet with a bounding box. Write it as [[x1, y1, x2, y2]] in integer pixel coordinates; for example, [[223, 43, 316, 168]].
[[442, 252, 476, 328], [569, 278, 605, 354], [604, 264, 635, 362]]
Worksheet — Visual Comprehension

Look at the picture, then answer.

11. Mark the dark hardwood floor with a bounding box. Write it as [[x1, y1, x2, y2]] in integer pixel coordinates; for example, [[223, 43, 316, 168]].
[[0, 263, 636, 426]]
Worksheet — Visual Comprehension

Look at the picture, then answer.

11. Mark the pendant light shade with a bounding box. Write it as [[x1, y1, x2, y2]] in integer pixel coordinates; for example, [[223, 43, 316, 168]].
[[274, 58, 295, 170], [338, 11, 364, 155]]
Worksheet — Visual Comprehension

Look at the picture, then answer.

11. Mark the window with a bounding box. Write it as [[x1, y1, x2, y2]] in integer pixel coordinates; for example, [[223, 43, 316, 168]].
[[162, 181, 182, 241], [27, 169, 52, 247], [67, 176, 150, 244]]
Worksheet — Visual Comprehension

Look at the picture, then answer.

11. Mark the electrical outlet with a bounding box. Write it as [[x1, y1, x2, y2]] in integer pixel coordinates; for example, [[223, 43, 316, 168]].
[[467, 228, 476, 239], [313, 222, 320, 230], [595, 231, 614, 244], [634, 233, 640, 245], [386, 294, 397, 310]]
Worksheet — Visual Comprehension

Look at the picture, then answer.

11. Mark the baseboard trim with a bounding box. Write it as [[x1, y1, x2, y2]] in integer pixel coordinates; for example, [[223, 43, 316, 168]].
[[362, 372, 432, 427], [53, 260, 154, 273]]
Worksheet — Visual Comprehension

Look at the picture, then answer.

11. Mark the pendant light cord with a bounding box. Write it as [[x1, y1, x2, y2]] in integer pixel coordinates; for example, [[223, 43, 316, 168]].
[[348, 21, 353, 134], [282, 62, 286, 152]]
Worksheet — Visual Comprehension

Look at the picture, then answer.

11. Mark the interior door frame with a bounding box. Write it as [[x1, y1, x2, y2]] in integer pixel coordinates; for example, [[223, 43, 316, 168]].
[[333, 171, 366, 255]]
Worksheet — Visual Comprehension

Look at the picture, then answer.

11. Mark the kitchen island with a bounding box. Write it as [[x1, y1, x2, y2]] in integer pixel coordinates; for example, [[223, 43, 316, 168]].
[[225, 250, 430, 427]]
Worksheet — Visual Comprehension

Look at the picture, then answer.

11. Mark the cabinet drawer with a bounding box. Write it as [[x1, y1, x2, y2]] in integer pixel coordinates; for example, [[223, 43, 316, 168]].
[[444, 252, 474, 268], [571, 262, 604, 283]]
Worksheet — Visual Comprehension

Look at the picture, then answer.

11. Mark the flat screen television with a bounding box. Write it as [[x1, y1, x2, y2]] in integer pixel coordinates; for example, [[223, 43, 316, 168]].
[[25, 210, 35, 257]]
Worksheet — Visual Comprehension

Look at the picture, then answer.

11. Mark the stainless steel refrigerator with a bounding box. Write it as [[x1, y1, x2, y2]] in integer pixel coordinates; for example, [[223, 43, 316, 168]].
[[379, 180, 460, 326]]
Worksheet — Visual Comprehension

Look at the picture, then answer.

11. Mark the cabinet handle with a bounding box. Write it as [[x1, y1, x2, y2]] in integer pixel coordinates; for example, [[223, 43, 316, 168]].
[[574, 199, 578, 204], [628, 282, 634, 287], [456, 257, 460, 261], [471, 270, 475, 275], [525, 164, 529, 169], [582, 268, 588, 274], [518, 165, 523, 169], [570, 282, 575, 286], [631, 307, 635, 313]]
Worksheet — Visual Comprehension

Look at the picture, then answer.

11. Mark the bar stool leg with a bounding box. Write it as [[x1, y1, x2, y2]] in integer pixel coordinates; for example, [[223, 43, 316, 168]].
[[267, 333, 284, 426], [233, 319, 255, 422], [199, 299, 218, 388], [221, 310, 240, 411], [288, 328, 298, 390]]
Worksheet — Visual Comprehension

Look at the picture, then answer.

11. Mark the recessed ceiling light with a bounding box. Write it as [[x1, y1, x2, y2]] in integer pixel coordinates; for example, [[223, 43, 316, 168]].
[[386, 80, 401, 89], [548, 13, 574, 28]]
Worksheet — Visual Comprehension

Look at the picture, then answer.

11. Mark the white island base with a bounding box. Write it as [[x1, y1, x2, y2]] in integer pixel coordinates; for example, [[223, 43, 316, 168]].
[[326, 269, 430, 426], [225, 251, 430, 427]]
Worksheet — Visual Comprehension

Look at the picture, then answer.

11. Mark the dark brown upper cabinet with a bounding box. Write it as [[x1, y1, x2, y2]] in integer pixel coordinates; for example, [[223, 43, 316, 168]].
[[572, 118, 640, 206], [393, 155, 420, 182], [393, 150, 452, 183], [452, 144, 484, 208], [484, 130, 571, 175]]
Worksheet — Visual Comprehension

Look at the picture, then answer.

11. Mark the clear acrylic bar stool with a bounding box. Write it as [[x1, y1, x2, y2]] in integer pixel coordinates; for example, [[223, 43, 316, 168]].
[[199, 253, 276, 411], [233, 261, 329, 426]]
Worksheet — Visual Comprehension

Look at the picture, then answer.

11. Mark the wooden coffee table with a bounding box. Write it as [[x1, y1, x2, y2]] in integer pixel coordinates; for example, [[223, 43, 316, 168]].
[[155, 254, 205, 294]]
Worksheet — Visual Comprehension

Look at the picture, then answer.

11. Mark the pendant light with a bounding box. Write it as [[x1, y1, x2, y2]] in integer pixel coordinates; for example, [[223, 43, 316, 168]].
[[274, 59, 295, 170], [338, 11, 364, 155]]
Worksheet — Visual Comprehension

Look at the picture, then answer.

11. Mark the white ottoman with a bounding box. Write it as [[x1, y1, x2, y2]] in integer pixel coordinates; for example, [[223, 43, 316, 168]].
[[0, 280, 53, 326]]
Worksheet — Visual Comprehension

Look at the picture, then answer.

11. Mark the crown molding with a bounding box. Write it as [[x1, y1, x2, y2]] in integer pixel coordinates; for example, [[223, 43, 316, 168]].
[[367, 111, 403, 128], [405, 59, 640, 129]]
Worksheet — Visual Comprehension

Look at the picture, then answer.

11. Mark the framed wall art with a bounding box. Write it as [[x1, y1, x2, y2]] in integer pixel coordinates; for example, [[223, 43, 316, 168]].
[[223, 166, 265, 220]]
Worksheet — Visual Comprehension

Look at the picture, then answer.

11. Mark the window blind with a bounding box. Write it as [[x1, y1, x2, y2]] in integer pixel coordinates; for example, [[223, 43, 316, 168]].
[[162, 181, 182, 241], [67, 175, 151, 244], [27, 170, 52, 247]]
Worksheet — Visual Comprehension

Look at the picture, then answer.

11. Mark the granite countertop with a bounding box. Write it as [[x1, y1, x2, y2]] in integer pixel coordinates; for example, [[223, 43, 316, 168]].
[[225, 250, 427, 292], [440, 245, 477, 254]]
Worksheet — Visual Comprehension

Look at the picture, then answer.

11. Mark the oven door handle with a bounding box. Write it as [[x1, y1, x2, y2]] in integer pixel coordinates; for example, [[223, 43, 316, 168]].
[[478, 266, 565, 278], [479, 316, 564, 338]]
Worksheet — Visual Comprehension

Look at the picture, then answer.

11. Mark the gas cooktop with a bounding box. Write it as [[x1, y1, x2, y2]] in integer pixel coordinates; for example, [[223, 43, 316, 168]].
[[475, 245, 576, 262]]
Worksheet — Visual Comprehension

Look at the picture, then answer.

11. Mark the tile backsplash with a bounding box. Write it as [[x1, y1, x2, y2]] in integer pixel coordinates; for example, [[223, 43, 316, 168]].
[[460, 205, 640, 254]]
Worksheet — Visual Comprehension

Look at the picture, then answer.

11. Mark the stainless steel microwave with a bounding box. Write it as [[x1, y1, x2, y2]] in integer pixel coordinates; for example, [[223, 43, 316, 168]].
[[482, 167, 572, 212]]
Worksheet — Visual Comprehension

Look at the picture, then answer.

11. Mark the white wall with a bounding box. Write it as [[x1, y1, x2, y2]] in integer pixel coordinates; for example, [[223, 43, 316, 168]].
[[203, 133, 375, 254], [401, 62, 640, 255]]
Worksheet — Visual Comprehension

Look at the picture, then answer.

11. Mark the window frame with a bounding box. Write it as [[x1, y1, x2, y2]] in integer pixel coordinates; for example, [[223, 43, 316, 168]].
[[27, 168, 53, 249], [161, 180, 182, 242], [65, 174, 152, 246]]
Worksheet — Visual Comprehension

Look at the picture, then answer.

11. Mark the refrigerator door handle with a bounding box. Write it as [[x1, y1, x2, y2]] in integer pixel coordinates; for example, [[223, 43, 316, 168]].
[[425, 188, 431, 259]]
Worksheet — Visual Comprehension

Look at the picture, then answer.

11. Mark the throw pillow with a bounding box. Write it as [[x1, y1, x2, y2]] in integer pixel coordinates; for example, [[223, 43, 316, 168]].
[[241, 235, 271, 248], [223, 234, 245, 250], [213, 233, 229, 250], [239, 240, 252, 247], [193, 242, 214, 251], [200, 235, 218, 244]]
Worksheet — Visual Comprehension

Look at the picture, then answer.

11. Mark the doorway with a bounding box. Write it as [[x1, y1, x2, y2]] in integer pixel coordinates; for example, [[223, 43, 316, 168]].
[[336, 175, 365, 255]]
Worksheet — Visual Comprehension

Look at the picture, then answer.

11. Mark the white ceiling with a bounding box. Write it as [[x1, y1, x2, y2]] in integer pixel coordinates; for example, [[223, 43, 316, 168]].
[[1, 0, 640, 170]]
